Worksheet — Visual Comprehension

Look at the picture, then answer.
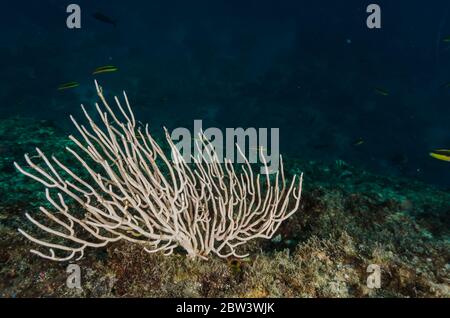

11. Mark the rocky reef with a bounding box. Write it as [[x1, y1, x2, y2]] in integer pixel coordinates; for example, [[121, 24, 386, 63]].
[[0, 118, 448, 297]]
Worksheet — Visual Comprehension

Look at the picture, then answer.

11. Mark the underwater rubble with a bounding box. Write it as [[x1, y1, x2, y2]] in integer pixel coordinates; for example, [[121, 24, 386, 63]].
[[0, 118, 448, 298]]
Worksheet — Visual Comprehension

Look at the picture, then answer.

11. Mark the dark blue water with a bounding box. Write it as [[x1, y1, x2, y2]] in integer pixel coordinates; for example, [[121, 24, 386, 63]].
[[1, 0, 450, 188]]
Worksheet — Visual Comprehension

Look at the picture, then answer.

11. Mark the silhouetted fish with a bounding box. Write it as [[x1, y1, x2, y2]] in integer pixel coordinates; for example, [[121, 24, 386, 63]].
[[374, 87, 389, 96], [92, 65, 119, 75], [58, 82, 79, 90], [93, 12, 117, 27], [353, 137, 365, 147]]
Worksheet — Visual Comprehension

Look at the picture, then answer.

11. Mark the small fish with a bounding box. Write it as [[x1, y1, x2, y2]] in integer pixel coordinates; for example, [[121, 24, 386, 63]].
[[429, 149, 450, 162], [353, 138, 364, 146], [374, 87, 389, 96], [442, 36, 450, 43], [93, 12, 117, 27], [57, 82, 79, 90], [93, 65, 119, 75]]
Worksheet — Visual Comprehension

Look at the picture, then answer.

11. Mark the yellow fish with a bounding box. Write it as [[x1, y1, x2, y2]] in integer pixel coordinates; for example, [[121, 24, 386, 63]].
[[93, 65, 118, 75], [58, 82, 79, 90], [429, 149, 450, 162]]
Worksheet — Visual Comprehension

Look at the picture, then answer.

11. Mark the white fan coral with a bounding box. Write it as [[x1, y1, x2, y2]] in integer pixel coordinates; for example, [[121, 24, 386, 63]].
[[14, 81, 303, 261]]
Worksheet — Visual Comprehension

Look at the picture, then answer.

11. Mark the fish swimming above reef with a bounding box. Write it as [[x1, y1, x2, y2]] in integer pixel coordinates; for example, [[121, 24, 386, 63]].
[[92, 12, 117, 27], [57, 82, 79, 90], [92, 65, 119, 75], [429, 149, 450, 162], [374, 87, 389, 96], [353, 137, 365, 146]]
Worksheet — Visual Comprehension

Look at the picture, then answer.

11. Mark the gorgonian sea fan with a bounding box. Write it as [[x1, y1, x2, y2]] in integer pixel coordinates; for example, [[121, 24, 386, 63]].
[[15, 81, 303, 261]]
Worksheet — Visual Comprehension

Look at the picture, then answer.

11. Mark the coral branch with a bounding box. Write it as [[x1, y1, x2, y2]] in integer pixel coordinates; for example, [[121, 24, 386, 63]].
[[15, 81, 303, 261]]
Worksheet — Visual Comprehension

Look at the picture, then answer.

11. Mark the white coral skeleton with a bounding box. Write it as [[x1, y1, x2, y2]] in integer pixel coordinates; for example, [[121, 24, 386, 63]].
[[14, 81, 303, 261]]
